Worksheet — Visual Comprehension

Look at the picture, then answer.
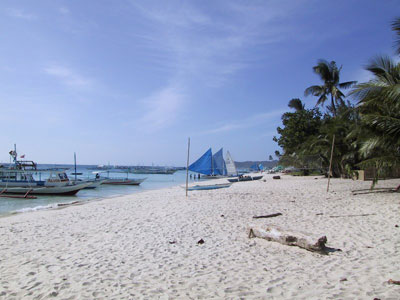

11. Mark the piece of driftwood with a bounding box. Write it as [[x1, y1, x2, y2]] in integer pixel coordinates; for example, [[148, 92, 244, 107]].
[[248, 225, 328, 254], [388, 279, 400, 285], [273, 176, 281, 179], [253, 213, 282, 219], [329, 213, 376, 218]]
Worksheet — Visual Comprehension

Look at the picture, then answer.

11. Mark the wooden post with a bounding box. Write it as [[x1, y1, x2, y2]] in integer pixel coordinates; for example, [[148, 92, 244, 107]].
[[185, 137, 190, 197], [327, 134, 335, 192]]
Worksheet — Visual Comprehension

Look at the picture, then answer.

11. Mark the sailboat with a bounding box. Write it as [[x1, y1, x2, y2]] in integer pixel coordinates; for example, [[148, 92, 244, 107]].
[[189, 148, 228, 179], [225, 151, 237, 176]]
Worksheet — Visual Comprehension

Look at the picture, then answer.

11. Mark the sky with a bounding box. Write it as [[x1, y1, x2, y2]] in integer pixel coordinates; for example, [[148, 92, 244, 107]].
[[0, 0, 399, 166]]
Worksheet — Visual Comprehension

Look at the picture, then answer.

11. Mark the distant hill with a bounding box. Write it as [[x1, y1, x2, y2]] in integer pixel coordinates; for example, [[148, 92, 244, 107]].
[[235, 160, 278, 170]]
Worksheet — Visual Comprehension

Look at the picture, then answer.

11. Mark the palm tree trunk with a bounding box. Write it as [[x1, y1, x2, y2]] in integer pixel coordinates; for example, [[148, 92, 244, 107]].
[[331, 94, 336, 116]]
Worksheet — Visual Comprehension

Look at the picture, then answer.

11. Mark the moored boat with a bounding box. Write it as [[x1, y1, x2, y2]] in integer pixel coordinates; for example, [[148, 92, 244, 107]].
[[0, 181, 92, 196], [228, 175, 263, 182], [186, 183, 232, 191], [101, 178, 146, 185]]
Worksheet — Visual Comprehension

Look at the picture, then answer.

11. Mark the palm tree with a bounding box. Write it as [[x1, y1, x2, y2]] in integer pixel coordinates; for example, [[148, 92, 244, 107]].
[[350, 56, 400, 180], [304, 60, 356, 116], [288, 98, 305, 111], [392, 17, 400, 55]]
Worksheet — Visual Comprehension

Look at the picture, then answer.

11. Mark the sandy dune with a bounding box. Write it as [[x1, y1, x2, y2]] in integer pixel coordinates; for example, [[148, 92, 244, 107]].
[[0, 174, 399, 299]]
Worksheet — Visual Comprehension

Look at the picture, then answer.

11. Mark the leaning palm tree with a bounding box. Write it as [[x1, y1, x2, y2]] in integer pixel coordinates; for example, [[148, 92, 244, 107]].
[[392, 17, 400, 55], [288, 98, 305, 111], [304, 60, 356, 116]]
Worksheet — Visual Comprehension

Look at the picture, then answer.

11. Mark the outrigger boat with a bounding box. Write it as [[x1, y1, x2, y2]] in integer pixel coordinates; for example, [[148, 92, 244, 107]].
[[0, 146, 91, 198], [96, 171, 146, 186], [186, 183, 232, 191], [227, 175, 263, 182]]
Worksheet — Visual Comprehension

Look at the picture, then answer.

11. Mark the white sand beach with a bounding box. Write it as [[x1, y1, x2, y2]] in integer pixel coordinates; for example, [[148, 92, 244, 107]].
[[0, 174, 399, 299]]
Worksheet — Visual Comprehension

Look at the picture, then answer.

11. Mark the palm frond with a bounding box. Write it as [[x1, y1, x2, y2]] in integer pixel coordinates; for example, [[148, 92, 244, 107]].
[[391, 17, 400, 55], [304, 85, 324, 97]]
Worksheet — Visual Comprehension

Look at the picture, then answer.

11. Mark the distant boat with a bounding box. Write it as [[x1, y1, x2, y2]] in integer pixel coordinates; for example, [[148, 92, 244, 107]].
[[101, 178, 146, 185], [189, 148, 227, 179], [228, 175, 263, 182], [187, 183, 232, 191], [130, 168, 177, 175]]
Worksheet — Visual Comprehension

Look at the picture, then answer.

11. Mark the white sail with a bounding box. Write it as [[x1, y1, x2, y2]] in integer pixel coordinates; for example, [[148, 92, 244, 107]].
[[225, 151, 237, 176]]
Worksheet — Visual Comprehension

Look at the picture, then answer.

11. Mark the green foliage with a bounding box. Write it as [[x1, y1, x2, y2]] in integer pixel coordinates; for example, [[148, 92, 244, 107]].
[[304, 60, 356, 116], [273, 20, 400, 179]]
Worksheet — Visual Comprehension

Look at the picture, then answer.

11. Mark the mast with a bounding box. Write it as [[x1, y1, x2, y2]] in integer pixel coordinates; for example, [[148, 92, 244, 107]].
[[185, 137, 190, 197], [74, 152, 77, 181]]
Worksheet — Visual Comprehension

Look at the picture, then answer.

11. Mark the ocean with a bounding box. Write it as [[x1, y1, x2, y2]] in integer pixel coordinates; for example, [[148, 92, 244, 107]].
[[0, 165, 196, 216]]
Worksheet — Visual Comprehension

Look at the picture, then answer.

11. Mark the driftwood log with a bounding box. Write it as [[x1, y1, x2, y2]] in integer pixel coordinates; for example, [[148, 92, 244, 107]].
[[253, 213, 282, 219], [248, 225, 328, 254]]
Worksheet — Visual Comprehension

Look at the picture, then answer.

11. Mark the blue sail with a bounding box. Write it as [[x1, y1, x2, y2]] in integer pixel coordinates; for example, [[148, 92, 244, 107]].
[[189, 148, 212, 175], [212, 148, 227, 176], [250, 163, 259, 171]]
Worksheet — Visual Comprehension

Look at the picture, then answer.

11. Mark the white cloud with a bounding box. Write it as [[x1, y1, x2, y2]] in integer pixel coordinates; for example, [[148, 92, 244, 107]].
[[201, 109, 285, 135], [44, 65, 92, 88], [7, 8, 37, 20], [138, 85, 185, 131], [59, 7, 70, 15], [128, 1, 301, 87]]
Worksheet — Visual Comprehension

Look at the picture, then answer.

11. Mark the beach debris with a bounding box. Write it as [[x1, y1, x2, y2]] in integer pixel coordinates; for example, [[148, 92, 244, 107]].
[[395, 224, 398, 228], [340, 277, 347, 282], [169, 240, 176, 244], [247, 225, 333, 254], [273, 176, 281, 179], [263, 179, 266, 182], [253, 213, 282, 219], [316, 213, 323, 216], [388, 279, 400, 285], [221, 214, 225, 218], [197, 239, 205, 245], [329, 213, 376, 218]]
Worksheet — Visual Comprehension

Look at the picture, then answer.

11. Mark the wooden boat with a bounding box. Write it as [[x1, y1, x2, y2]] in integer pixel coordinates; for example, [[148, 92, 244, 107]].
[[187, 183, 232, 191], [0, 181, 92, 196], [101, 177, 146, 185], [130, 168, 177, 175], [70, 179, 106, 189], [228, 175, 263, 183]]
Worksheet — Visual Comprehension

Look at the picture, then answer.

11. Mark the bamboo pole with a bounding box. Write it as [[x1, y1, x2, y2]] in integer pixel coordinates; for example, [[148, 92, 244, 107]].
[[327, 134, 335, 192], [185, 137, 190, 197]]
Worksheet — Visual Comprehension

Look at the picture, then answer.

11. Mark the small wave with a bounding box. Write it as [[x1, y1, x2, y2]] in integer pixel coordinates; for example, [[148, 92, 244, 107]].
[[13, 201, 82, 214], [14, 204, 58, 213]]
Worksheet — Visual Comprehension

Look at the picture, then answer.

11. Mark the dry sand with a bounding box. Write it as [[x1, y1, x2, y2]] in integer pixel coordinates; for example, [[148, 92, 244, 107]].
[[0, 174, 399, 299]]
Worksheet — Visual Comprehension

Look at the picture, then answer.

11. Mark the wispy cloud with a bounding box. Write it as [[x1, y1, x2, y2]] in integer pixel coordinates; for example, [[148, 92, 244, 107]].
[[138, 85, 185, 132], [129, 1, 301, 86], [59, 7, 70, 15], [7, 8, 37, 20], [44, 65, 92, 88], [201, 109, 285, 135]]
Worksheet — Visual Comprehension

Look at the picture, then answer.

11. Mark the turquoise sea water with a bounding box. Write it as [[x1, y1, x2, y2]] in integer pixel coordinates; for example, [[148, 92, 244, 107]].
[[0, 165, 198, 216]]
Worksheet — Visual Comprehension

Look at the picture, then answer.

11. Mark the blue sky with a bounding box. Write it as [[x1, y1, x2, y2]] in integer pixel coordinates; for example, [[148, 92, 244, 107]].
[[0, 0, 399, 166]]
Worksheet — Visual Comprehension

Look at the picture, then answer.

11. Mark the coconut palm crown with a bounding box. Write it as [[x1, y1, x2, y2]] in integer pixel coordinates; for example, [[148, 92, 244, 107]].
[[392, 17, 400, 55], [304, 60, 356, 116]]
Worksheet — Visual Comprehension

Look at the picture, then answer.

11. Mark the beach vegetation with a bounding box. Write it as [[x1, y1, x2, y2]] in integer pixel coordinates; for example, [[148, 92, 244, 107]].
[[274, 17, 400, 180]]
